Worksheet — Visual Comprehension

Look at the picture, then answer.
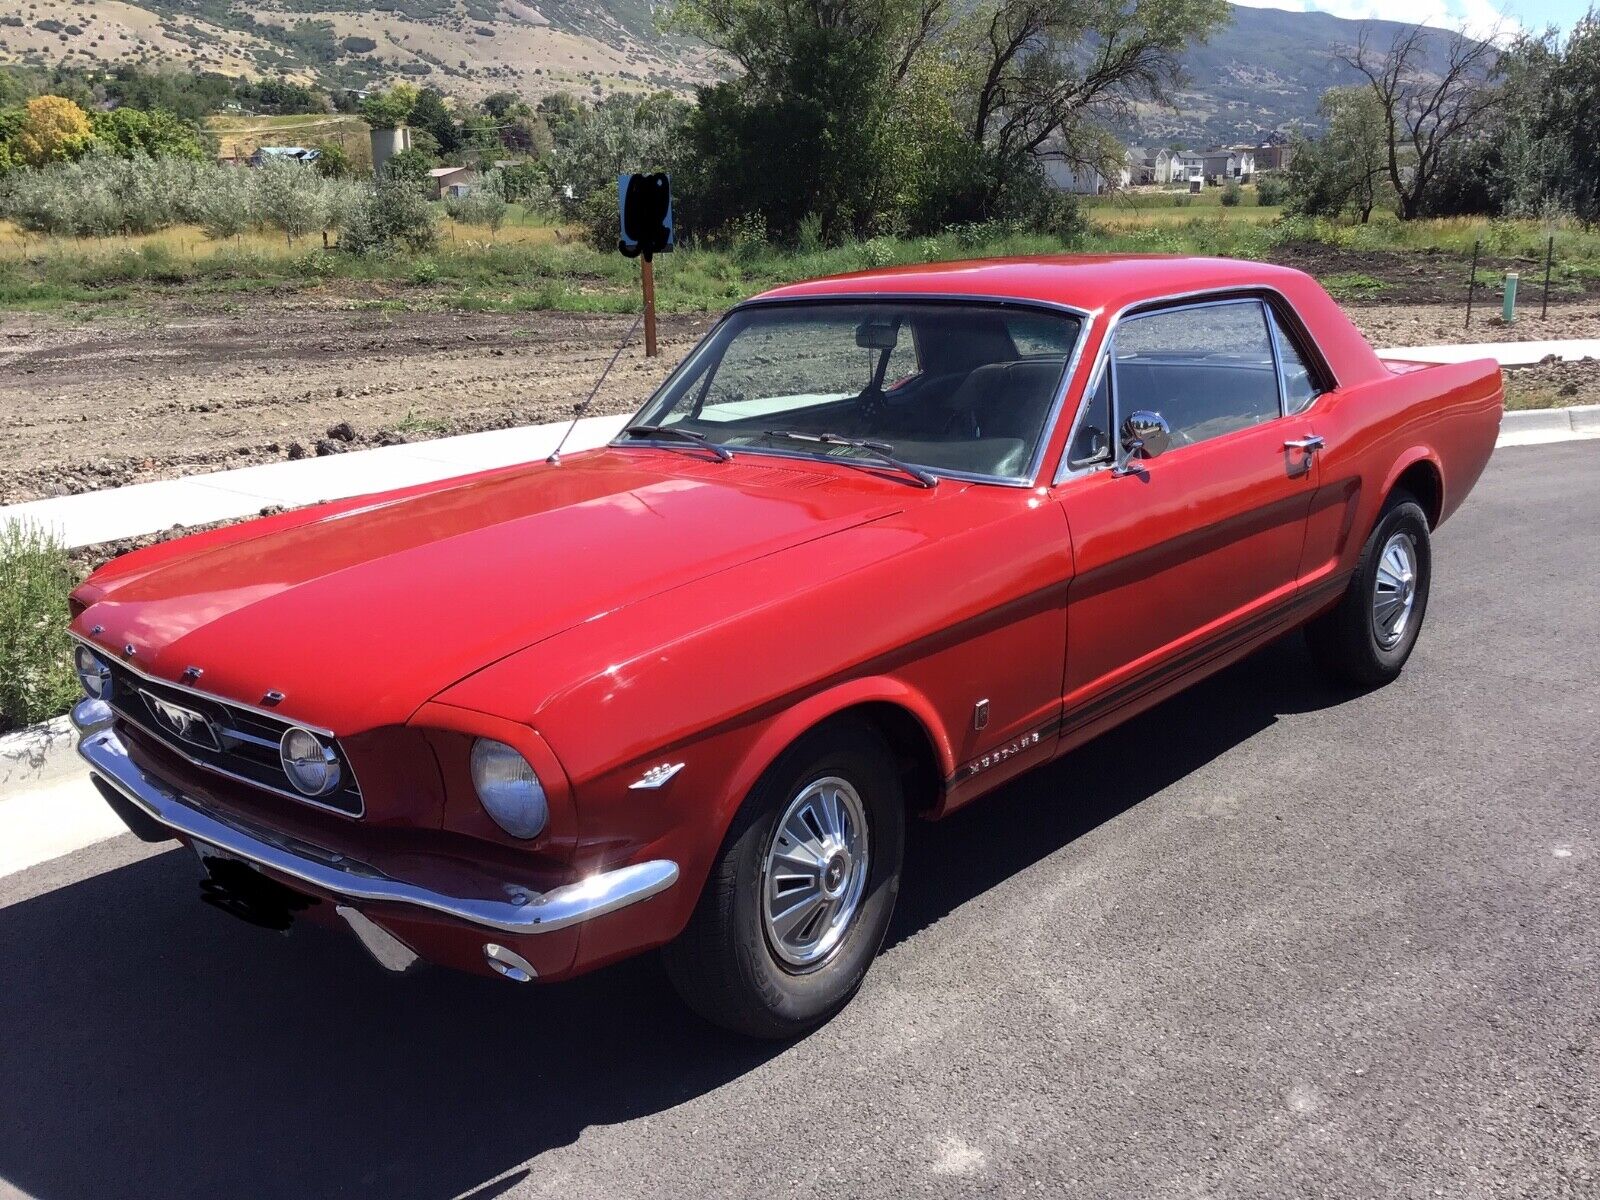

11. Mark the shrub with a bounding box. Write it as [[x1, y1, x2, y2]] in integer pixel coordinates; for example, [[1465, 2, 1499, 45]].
[[1255, 173, 1289, 206], [443, 169, 508, 231], [1220, 180, 1243, 207], [575, 186, 619, 251], [255, 157, 324, 245], [0, 521, 79, 732], [341, 177, 437, 253]]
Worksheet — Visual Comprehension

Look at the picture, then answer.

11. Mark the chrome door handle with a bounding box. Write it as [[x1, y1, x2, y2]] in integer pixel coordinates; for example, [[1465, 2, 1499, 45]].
[[1284, 436, 1325, 453]]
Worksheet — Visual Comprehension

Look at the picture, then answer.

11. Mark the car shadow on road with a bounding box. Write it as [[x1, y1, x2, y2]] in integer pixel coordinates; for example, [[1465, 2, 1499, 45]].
[[0, 635, 1353, 1200]]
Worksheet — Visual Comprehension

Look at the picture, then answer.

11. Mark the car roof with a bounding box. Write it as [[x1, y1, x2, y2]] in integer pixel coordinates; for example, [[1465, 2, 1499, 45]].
[[749, 254, 1317, 316], [747, 254, 1390, 389]]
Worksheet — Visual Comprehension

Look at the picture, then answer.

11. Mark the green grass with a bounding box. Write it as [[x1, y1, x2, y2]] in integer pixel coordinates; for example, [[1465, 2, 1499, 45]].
[[1321, 272, 1389, 299], [3, 207, 1598, 316], [0, 521, 80, 734]]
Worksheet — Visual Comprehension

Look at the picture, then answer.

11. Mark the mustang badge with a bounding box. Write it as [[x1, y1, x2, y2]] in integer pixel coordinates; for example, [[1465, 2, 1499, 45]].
[[141, 690, 224, 752]]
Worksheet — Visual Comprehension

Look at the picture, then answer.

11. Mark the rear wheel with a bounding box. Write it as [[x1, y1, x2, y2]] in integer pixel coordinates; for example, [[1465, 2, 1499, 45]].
[[1306, 491, 1432, 688], [663, 721, 904, 1039]]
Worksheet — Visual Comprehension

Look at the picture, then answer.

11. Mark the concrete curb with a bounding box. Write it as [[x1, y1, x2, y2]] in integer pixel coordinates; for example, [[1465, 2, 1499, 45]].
[[0, 715, 78, 798], [1498, 403, 1600, 447]]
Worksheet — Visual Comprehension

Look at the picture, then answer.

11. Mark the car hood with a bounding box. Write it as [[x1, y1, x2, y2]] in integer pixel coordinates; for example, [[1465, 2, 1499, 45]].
[[74, 449, 904, 733]]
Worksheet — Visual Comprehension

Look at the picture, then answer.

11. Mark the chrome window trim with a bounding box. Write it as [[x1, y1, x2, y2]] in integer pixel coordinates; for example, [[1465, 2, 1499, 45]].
[[1265, 305, 1327, 416], [71, 632, 367, 819], [1263, 299, 1289, 417], [619, 293, 1095, 489], [1052, 284, 1334, 486]]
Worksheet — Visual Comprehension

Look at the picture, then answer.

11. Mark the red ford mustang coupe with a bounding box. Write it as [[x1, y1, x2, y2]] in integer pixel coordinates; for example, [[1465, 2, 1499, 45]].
[[68, 256, 1502, 1036]]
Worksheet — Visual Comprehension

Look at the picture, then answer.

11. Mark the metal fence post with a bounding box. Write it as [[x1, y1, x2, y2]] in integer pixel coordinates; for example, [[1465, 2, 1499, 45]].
[[1466, 240, 1480, 330], [1542, 235, 1554, 320]]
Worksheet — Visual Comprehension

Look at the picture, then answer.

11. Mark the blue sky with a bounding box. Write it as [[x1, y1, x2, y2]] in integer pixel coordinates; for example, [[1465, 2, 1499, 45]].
[[1232, 0, 1591, 35]]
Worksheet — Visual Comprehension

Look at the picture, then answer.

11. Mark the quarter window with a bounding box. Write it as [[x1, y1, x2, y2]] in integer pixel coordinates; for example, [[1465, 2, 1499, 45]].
[[1113, 300, 1281, 448], [1269, 308, 1322, 415]]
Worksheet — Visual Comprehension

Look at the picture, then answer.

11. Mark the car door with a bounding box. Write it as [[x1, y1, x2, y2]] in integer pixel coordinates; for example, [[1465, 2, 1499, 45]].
[[1052, 297, 1320, 735]]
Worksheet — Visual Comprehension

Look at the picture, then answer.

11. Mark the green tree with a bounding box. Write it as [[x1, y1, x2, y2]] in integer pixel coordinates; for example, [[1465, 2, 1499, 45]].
[[90, 108, 208, 160], [1285, 87, 1393, 223], [360, 83, 418, 130], [1518, 11, 1600, 223], [667, 0, 1227, 237], [383, 147, 432, 187], [444, 170, 509, 231], [410, 87, 461, 156], [311, 141, 355, 178]]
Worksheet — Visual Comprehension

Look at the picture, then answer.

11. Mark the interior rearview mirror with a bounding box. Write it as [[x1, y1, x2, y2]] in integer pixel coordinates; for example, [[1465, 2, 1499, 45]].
[[855, 320, 900, 351]]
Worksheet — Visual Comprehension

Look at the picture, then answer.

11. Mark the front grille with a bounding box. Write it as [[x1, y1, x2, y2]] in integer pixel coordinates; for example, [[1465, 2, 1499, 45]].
[[103, 660, 364, 817]]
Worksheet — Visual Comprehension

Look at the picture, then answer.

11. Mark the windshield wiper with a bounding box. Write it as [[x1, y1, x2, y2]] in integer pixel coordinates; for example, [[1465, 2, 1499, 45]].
[[760, 430, 938, 488], [620, 424, 733, 462]]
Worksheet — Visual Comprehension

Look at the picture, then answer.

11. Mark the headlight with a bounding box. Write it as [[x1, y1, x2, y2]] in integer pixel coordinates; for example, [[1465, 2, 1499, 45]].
[[74, 645, 113, 701], [279, 727, 342, 797], [470, 738, 548, 839]]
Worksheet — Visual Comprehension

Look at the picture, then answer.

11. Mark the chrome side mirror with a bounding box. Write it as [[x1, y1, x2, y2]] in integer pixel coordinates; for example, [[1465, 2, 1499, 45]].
[[1114, 410, 1171, 474]]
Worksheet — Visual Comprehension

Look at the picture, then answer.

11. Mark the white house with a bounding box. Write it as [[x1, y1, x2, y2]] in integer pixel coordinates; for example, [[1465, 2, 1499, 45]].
[[1151, 148, 1185, 184], [1042, 159, 1111, 194]]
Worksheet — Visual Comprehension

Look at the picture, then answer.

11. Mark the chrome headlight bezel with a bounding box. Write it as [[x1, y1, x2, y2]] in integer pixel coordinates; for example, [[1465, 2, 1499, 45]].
[[470, 738, 549, 840], [74, 644, 113, 701], [279, 726, 343, 798]]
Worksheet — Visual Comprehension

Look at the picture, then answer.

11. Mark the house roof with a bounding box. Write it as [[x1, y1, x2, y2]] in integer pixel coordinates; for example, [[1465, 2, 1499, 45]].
[[428, 166, 473, 177]]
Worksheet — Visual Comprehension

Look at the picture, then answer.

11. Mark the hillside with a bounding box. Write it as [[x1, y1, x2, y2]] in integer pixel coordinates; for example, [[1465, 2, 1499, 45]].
[[0, 0, 1459, 141], [1150, 3, 1473, 145]]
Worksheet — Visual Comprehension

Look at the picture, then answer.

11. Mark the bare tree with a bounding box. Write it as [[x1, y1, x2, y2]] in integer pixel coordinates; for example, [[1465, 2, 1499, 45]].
[[1336, 23, 1503, 220]]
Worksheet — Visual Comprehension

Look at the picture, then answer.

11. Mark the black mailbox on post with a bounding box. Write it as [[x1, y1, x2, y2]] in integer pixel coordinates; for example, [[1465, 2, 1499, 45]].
[[618, 173, 673, 260]]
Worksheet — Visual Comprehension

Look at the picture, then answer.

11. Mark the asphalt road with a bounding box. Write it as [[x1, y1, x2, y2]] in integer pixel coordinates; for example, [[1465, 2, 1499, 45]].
[[3, 441, 1596, 1200]]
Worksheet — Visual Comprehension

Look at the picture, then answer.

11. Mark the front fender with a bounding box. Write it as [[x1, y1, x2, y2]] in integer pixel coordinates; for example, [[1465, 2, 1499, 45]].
[[715, 675, 954, 838]]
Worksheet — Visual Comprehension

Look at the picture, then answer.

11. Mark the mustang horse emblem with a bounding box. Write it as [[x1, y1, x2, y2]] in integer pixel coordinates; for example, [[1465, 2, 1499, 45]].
[[141, 691, 223, 752]]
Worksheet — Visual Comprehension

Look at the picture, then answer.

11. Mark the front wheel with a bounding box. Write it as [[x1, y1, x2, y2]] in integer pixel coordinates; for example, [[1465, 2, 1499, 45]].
[[663, 721, 905, 1039], [1306, 491, 1432, 688]]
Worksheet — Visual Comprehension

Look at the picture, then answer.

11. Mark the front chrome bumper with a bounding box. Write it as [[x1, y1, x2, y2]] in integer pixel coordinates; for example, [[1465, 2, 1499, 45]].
[[71, 698, 679, 937]]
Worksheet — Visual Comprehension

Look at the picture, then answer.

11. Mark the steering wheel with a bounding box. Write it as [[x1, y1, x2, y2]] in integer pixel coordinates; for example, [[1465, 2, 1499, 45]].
[[941, 407, 980, 439]]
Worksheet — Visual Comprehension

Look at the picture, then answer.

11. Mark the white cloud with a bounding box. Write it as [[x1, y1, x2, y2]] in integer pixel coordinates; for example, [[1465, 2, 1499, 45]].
[[1230, 0, 1521, 37]]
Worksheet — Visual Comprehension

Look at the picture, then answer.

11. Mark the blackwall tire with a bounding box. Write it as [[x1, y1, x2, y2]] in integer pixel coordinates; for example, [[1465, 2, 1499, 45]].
[[662, 720, 905, 1039], [1306, 491, 1432, 689]]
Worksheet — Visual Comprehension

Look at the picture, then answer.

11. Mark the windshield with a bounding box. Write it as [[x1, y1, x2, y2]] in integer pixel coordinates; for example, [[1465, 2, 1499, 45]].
[[629, 301, 1083, 482]]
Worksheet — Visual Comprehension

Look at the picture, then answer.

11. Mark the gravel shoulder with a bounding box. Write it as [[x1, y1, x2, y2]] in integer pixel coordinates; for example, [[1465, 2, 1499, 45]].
[[2, 296, 1595, 505]]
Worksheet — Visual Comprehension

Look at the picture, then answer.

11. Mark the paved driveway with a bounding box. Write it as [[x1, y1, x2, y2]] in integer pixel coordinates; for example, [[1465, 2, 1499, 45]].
[[3, 442, 1595, 1200]]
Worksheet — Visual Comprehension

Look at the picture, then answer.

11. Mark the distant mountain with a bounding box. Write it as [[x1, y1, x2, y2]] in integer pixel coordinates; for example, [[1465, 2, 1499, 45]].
[[1139, 3, 1473, 147], [0, 0, 1459, 145]]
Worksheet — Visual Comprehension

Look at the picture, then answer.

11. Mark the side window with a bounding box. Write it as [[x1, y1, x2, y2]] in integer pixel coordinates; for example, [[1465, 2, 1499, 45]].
[[1113, 301, 1281, 447], [1069, 358, 1112, 468], [1270, 308, 1322, 415]]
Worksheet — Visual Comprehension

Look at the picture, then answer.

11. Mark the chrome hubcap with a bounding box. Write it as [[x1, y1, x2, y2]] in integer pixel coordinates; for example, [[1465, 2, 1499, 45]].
[[1372, 532, 1418, 649], [762, 776, 870, 969]]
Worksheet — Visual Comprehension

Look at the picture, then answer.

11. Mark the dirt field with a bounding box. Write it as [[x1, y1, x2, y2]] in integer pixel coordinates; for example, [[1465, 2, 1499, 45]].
[[2, 297, 1595, 506], [0, 304, 714, 504]]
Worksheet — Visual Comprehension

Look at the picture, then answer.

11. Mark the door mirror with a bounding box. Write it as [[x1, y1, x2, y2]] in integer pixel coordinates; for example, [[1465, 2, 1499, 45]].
[[1116, 410, 1171, 473]]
